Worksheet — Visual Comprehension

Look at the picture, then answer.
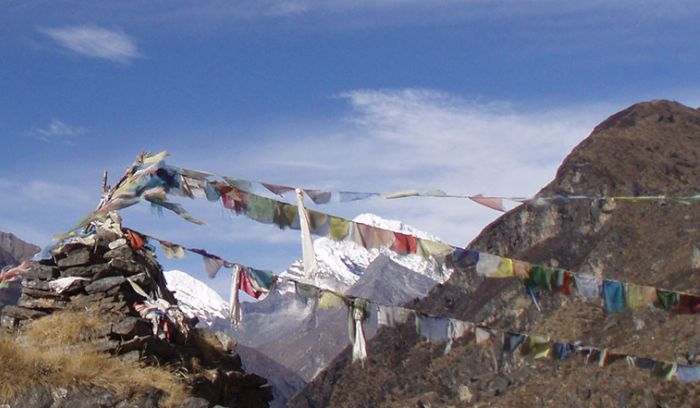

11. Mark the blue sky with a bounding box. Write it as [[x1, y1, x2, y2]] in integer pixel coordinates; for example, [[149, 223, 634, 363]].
[[2, 1, 700, 297]]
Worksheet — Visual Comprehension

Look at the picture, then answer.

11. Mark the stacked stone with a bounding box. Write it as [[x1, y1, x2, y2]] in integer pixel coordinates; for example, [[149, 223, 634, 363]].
[[0, 227, 272, 407], [0, 230, 182, 362]]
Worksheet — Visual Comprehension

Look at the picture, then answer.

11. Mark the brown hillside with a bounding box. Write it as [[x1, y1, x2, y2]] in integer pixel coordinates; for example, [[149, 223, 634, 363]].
[[289, 100, 700, 407]]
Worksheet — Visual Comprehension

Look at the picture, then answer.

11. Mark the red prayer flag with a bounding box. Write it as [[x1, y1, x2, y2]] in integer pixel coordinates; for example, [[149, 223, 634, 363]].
[[390, 232, 417, 254], [469, 194, 505, 212]]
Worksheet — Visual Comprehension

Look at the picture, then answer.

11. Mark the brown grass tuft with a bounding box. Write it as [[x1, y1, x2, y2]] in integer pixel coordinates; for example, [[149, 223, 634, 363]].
[[0, 311, 189, 407], [23, 308, 104, 346]]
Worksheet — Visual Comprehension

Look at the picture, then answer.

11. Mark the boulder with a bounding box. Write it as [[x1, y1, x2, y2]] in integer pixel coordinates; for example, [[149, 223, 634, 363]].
[[56, 248, 92, 269], [85, 276, 126, 294]]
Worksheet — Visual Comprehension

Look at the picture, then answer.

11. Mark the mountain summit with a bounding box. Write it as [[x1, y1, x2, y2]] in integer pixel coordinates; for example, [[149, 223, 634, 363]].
[[290, 100, 700, 407]]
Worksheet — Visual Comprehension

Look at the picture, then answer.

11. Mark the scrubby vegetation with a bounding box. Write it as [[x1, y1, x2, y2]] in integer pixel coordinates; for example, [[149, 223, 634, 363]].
[[0, 310, 189, 407]]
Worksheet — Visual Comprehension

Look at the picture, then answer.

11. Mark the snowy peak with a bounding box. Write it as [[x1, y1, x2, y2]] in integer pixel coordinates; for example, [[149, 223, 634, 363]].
[[282, 213, 451, 291], [352, 213, 441, 241], [164, 270, 230, 330]]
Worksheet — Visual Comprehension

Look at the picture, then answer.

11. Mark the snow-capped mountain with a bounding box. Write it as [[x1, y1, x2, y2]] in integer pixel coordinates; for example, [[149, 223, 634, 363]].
[[163, 269, 230, 332], [282, 213, 452, 292], [166, 213, 450, 407]]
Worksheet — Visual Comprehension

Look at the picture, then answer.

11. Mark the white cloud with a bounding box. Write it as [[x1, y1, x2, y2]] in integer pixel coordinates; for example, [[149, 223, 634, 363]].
[[26, 118, 85, 142], [40, 25, 141, 63], [174, 88, 611, 250], [0, 178, 97, 247]]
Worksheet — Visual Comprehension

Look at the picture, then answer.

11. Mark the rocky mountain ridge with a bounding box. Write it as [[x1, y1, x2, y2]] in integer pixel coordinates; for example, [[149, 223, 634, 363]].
[[290, 100, 700, 407], [0, 231, 39, 270]]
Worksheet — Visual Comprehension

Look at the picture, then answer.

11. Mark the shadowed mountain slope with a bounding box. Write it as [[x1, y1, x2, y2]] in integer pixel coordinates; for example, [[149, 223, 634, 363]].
[[290, 100, 700, 407]]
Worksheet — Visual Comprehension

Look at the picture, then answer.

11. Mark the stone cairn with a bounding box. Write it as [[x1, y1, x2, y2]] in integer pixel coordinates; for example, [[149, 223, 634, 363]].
[[0, 221, 272, 407]]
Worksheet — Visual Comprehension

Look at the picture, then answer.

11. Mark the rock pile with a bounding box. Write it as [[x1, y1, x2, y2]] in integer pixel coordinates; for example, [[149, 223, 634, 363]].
[[0, 221, 272, 407]]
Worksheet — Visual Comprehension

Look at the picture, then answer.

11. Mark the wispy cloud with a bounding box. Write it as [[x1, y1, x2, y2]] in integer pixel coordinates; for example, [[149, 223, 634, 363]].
[[0, 178, 94, 210], [0, 178, 96, 247], [176, 88, 611, 249], [39, 25, 141, 63], [26, 118, 85, 143]]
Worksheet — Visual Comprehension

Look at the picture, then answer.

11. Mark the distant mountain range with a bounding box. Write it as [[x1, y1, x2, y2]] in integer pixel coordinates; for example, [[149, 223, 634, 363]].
[[164, 213, 449, 407]]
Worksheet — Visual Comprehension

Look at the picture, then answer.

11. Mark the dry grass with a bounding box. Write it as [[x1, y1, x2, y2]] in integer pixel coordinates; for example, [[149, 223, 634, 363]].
[[0, 311, 189, 407]]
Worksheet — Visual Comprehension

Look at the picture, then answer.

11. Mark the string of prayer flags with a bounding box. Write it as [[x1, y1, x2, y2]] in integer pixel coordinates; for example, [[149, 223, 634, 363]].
[[159, 240, 186, 259], [141, 178, 700, 322], [228, 265, 277, 325], [74, 154, 700, 321], [389, 306, 700, 382], [131, 230, 278, 325], [173, 176, 700, 320], [190, 248, 230, 278], [164, 168, 700, 213], [67, 152, 700, 243], [218, 188, 451, 270], [462, 249, 700, 317], [128, 227, 700, 382]]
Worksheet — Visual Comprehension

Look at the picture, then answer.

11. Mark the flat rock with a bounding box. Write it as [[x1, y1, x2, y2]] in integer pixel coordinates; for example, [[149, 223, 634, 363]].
[[109, 258, 147, 276], [85, 276, 126, 294], [96, 227, 121, 243], [21, 287, 64, 299], [70, 292, 108, 308], [61, 263, 111, 278], [17, 296, 70, 310], [112, 316, 151, 338], [104, 245, 134, 261], [23, 264, 59, 280], [108, 238, 128, 250], [2, 305, 48, 320], [56, 248, 93, 269], [21, 278, 51, 291]]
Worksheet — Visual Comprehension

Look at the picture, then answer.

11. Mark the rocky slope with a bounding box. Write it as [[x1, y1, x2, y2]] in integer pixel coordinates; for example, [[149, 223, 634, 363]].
[[0, 231, 39, 270], [289, 100, 700, 407]]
